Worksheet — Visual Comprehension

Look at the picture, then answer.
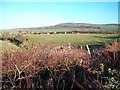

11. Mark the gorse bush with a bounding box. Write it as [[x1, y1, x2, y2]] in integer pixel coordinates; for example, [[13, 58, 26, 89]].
[[1, 41, 120, 89]]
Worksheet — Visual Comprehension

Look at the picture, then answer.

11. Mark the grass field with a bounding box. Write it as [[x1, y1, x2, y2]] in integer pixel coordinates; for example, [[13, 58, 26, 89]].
[[0, 33, 119, 51], [28, 34, 119, 45]]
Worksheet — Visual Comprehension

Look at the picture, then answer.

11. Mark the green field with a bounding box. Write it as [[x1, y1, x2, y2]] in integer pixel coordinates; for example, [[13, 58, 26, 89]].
[[0, 33, 119, 51], [28, 34, 119, 45]]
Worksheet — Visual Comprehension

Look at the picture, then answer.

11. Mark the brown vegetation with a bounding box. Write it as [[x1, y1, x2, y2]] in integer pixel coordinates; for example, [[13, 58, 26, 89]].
[[1, 41, 120, 89]]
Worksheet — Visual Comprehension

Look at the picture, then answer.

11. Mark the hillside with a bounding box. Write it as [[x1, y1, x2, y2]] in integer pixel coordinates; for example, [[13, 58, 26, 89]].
[[45, 23, 119, 32], [1, 23, 119, 33]]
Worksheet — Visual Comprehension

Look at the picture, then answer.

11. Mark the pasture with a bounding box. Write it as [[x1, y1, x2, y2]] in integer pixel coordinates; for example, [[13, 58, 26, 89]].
[[0, 32, 119, 51], [28, 33, 119, 45]]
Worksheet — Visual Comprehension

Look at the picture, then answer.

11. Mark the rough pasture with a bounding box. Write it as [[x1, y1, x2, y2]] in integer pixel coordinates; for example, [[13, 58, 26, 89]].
[[28, 34, 119, 46]]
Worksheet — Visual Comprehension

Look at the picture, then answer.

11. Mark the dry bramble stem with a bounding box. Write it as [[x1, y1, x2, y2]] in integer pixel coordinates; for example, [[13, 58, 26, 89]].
[[2, 41, 120, 89]]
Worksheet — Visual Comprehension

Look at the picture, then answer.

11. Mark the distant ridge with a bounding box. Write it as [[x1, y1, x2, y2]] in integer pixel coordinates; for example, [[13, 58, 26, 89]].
[[53, 23, 118, 27], [1, 23, 119, 32]]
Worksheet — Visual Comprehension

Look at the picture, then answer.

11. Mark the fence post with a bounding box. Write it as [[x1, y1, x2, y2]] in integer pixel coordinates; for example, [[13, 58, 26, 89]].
[[86, 45, 91, 55]]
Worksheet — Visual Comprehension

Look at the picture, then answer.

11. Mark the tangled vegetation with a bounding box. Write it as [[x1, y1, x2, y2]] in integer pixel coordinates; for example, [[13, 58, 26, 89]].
[[1, 39, 120, 89]]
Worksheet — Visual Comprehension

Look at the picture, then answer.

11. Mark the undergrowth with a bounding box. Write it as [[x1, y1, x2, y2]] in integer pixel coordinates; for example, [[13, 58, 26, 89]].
[[1, 40, 120, 90]]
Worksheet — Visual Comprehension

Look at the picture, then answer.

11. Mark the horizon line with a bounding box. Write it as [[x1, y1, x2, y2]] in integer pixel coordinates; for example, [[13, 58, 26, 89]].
[[0, 22, 119, 30]]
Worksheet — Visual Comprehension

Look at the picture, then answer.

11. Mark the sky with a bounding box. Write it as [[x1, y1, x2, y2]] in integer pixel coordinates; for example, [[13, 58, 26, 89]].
[[1, 0, 120, 2], [0, 2, 118, 29]]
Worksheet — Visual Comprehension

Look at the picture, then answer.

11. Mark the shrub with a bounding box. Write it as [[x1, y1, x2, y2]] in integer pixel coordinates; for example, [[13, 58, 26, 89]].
[[1, 42, 120, 89], [2, 32, 12, 40]]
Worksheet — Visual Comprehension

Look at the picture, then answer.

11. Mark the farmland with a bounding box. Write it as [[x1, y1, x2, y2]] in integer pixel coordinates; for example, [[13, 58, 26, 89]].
[[0, 33, 119, 51], [28, 34, 119, 45]]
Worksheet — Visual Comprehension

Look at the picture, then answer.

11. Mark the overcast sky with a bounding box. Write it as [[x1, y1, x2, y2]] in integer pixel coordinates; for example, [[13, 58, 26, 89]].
[[0, 1, 118, 29]]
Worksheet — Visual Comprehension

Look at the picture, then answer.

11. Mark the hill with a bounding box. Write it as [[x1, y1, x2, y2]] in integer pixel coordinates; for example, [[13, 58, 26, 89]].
[[0, 23, 119, 33], [45, 23, 119, 32]]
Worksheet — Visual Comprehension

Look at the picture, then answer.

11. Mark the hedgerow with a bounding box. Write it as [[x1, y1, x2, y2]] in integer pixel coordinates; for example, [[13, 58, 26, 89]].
[[1, 41, 120, 89]]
